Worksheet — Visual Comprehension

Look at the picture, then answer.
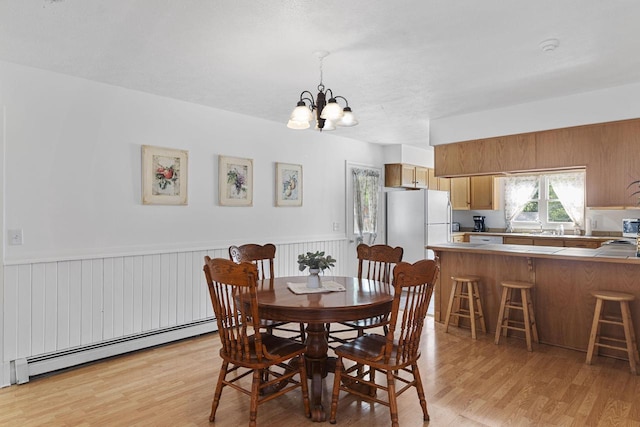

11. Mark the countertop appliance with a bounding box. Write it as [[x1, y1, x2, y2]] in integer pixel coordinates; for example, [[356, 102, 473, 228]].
[[386, 189, 451, 263], [473, 215, 486, 232], [622, 218, 640, 238]]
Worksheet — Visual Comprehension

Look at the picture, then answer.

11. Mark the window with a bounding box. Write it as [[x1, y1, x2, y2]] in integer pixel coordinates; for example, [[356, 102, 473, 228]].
[[352, 168, 380, 244], [505, 171, 585, 231]]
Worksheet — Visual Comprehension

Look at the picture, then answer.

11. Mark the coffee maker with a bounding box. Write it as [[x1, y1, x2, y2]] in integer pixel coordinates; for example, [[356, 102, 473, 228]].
[[473, 216, 486, 232]]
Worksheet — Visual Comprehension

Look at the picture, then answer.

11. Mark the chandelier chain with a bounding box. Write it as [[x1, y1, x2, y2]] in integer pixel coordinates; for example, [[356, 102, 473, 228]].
[[317, 55, 325, 92]]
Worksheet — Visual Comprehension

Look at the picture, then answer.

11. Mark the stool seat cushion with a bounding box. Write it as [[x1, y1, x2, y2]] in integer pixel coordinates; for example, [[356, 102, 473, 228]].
[[591, 290, 635, 301], [501, 280, 534, 289]]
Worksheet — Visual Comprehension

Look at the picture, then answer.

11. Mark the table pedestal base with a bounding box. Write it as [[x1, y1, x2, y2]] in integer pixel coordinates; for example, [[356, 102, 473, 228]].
[[305, 322, 331, 422]]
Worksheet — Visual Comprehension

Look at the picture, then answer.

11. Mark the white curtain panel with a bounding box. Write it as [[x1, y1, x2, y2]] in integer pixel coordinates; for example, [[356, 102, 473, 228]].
[[548, 171, 585, 228], [352, 168, 380, 245], [504, 175, 538, 232]]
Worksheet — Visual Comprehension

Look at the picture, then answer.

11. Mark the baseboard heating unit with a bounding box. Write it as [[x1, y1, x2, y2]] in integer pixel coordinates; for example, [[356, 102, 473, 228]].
[[12, 319, 217, 385]]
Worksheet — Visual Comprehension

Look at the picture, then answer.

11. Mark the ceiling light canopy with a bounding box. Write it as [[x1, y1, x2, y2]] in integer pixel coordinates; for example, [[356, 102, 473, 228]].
[[287, 51, 358, 131]]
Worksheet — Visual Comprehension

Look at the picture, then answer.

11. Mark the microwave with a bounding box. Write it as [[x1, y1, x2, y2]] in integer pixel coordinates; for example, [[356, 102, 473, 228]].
[[622, 218, 640, 238]]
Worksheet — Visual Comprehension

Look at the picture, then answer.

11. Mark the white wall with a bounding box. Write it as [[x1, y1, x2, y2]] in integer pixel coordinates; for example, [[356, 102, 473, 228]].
[[0, 61, 384, 262], [430, 82, 640, 145], [0, 61, 386, 387]]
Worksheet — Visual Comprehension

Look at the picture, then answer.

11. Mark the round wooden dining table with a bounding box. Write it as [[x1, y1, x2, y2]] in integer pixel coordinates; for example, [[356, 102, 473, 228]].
[[256, 276, 394, 422]]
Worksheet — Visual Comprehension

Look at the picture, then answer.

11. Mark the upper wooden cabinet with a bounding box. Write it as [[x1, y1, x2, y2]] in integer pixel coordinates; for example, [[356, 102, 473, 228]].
[[450, 177, 470, 210], [385, 164, 428, 188], [451, 176, 499, 210], [433, 117, 640, 208], [470, 176, 499, 210], [427, 168, 450, 191]]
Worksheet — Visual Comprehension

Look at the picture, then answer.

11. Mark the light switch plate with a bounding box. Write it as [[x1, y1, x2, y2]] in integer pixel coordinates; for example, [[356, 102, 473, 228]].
[[8, 229, 23, 245]]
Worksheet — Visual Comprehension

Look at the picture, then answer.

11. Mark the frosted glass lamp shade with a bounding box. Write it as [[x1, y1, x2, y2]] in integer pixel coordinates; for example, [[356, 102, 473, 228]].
[[290, 102, 313, 122], [319, 99, 344, 121], [287, 119, 310, 130], [337, 108, 358, 127], [316, 119, 336, 131]]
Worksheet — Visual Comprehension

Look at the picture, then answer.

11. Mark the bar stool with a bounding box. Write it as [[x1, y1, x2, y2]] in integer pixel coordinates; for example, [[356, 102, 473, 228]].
[[444, 275, 486, 339], [586, 290, 640, 375], [495, 280, 538, 352]]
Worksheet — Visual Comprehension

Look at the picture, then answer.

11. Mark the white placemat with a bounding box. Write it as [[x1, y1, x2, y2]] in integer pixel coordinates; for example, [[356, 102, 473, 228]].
[[287, 280, 346, 294]]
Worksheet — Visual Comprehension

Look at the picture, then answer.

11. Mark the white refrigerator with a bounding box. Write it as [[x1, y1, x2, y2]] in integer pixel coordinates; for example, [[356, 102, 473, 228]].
[[386, 189, 452, 263]]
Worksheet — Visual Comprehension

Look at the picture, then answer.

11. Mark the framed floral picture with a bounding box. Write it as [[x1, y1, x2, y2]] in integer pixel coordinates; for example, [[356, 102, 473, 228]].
[[276, 162, 302, 207], [219, 155, 253, 206], [142, 145, 188, 205]]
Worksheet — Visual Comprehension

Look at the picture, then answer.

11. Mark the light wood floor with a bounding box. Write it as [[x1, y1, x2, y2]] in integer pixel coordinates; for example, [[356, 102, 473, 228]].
[[1, 317, 640, 426]]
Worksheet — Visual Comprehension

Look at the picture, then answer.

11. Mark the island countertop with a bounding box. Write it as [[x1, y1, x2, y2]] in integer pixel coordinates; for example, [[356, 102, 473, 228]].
[[428, 242, 640, 264], [429, 241, 640, 353]]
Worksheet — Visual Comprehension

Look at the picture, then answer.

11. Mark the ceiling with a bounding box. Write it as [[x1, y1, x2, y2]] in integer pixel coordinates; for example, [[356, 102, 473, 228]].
[[2, 1, 640, 147]]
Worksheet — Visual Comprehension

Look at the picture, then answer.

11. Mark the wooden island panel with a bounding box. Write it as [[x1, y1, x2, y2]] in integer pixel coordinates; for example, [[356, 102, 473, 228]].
[[433, 245, 640, 353]]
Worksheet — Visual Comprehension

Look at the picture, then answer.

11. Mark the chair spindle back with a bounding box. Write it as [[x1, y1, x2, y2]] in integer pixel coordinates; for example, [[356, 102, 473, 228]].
[[386, 258, 439, 364], [357, 244, 404, 285], [203, 256, 266, 363]]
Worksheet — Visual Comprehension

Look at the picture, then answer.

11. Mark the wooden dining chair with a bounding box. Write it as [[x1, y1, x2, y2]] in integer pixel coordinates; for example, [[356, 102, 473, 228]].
[[329, 258, 439, 427], [327, 244, 403, 345], [229, 243, 306, 342], [203, 256, 311, 426]]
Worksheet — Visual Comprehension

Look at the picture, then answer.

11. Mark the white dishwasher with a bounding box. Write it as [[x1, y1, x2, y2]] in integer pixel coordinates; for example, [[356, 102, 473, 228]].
[[469, 234, 503, 244]]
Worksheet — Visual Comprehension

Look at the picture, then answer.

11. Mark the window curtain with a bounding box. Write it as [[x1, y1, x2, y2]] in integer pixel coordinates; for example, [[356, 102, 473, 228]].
[[353, 168, 380, 245], [548, 171, 585, 228], [504, 175, 538, 232]]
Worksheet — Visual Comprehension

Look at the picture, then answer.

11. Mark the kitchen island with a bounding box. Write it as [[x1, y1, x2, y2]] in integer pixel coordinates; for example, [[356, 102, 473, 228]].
[[429, 242, 640, 352]]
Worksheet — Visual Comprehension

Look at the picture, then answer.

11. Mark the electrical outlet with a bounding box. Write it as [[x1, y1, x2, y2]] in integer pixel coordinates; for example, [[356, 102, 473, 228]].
[[8, 229, 23, 245], [332, 222, 340, 232]]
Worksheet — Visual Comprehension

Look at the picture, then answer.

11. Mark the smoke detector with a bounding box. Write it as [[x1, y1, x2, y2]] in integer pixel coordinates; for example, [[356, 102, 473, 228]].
[[539, 38, 559, 53]]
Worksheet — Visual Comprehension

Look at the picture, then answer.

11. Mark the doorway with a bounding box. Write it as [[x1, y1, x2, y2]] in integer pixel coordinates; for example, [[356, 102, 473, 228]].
[[345, 162, 383, 276]]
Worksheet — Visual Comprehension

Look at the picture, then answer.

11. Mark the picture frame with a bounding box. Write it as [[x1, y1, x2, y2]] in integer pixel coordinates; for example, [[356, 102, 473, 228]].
[[141, 145, 188, 205], [219, 155, 253, 206], [276, 162, 303, 207]]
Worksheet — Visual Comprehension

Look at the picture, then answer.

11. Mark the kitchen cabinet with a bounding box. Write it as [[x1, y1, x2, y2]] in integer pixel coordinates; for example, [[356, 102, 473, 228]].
[[470, 176, 499, 210], [452, 233, 466, 243], [503, 236, 534, 245], [450, 177, 470, 210], [427, 168, 451, 191], [503, 235, 603, 248], [384, 164, 428, 189], [433, 117, 640, 208], [562, 240, 601, 249], [451, 176, 499, 210]]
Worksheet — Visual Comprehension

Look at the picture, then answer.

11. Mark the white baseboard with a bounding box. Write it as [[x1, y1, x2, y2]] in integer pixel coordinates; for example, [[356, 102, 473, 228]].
[[0, 361, 10, 389], [10, 319, 217, 385]]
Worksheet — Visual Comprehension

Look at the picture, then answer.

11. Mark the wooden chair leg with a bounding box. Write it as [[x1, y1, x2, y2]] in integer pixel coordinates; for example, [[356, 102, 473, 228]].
[[526, 289, 539, 343], [620, 301, 639, 375], [495, 287, 508, 345], [625, 303, 640, 372], [444, 281, 458, 333], [586, 298, 604, 365], [299, 355, 311, 418], [473, 282, 487, 333], [329, 358, 343, 424], [502, 289, 512, 338], [210, 361, 229, 422], [520, 288, 533, 352], [412, 363, 430, 421], [386, 369, 399, 427], [468, 282, 477, 339], [249, 369, 261, 427]]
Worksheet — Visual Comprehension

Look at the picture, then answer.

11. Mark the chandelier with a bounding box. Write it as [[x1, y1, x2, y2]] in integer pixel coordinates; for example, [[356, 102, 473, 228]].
[[287, 51, 358, 131]]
